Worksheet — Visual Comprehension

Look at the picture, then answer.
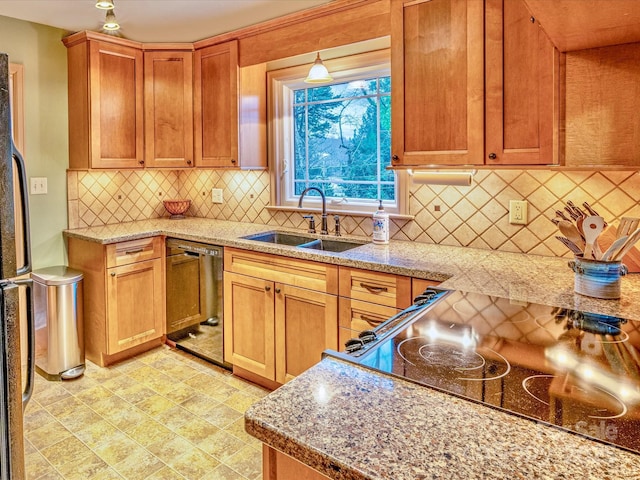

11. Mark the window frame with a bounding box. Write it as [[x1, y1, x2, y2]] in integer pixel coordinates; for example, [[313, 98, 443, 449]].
[[267, 49, 408, 216]]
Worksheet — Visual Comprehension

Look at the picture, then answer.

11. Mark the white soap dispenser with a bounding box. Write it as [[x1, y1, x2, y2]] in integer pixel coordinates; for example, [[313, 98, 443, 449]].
[[372, 200, 389, 244]]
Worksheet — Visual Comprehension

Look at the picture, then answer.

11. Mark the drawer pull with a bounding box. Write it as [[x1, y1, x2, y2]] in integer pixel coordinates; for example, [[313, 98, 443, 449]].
[[359, 282, 388, 294], [360, 315, 386, 326], [124, 248, 144, 255]]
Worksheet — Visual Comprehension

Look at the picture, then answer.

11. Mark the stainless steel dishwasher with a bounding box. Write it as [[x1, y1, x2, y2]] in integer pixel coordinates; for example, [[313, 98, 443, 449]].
[[165, 238, 230, 369]]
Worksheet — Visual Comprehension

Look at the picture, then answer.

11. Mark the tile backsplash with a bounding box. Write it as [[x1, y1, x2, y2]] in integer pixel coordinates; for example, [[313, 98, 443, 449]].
[[67, 168, 640, 258]]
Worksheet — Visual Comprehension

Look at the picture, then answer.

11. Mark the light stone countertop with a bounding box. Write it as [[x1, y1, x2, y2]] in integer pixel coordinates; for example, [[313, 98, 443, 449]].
[[65, 217, 640, 478], [245, 356, 640, 480], [65, 217, 640, 319]]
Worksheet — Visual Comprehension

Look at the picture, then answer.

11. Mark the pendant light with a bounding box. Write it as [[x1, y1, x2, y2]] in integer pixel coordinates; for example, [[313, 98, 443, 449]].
[[103, 8, 120, 31], [304, 53, 333, 84], [95, 0, 115, 9]]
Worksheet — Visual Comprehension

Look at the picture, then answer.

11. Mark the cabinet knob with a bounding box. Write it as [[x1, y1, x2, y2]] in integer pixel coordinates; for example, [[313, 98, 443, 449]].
[[186, 159, 192, 165], [138, 160, 144, 165], [231, 158, 237, 164], [265, 285, 271, 292], [392, 154, 399, 162], [530, 16, 535, 23], [110, 272, 116, 277], [275, 288, 281, 294], [488, 153, 497, 160]]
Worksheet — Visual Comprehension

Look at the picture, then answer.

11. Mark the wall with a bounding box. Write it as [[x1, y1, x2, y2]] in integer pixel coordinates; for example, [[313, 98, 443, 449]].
[[68, 168, 640, 260], [0, 15, 68, 269]]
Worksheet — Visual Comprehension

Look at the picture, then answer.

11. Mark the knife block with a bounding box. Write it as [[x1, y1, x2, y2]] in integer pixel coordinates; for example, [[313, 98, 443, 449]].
[[598, 225, 640, 273]]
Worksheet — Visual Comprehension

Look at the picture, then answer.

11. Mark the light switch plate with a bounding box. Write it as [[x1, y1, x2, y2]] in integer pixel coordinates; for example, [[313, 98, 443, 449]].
[[30, 177, 48, 195], [509, 200, 528, 225], [211, 188, 223, 204]]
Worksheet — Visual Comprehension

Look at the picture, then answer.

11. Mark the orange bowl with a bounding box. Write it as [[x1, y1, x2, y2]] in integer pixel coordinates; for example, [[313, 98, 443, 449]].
[[163, 199, 191, 217]]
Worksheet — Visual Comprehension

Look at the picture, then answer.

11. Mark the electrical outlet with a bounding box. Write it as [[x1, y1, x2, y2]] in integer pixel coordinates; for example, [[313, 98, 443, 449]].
[[211, 188, 223, 204], [30, 177, 48, 195], [509, 200, 528, 225]]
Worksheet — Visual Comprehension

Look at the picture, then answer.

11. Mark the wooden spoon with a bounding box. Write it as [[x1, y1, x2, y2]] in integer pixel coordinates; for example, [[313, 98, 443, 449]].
[[617, 217, 640, 239], [601, 235, 629, 261], [612, 227, 640, 261], [557, 220, 585, 250], [583, 215, 605, 260]]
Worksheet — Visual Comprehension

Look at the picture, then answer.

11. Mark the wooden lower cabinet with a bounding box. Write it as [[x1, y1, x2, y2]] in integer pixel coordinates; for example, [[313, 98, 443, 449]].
[[68, 236, 165, 366], [106, 258, 164, 354], [263, 445, 330, 480], [338, 298, 399, 352], [224, 271, 338, 385]]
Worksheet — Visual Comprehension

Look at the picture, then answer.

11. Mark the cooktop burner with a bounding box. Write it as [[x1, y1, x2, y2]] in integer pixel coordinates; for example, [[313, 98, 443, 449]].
[[334, 289, 640, 454]]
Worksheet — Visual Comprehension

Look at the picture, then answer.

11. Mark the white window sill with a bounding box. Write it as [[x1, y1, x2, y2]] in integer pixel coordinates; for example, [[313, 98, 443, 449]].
[[264, 205, 415, 221]]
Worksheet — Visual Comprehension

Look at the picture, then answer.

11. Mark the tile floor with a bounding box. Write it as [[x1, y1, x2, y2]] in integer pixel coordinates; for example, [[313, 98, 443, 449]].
[[23, 345, 268, 480]]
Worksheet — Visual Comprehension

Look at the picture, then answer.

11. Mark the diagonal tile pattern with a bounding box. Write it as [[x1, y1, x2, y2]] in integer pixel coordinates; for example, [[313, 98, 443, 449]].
[[24, 346, 267, 480], [67, 168, 640, 258]]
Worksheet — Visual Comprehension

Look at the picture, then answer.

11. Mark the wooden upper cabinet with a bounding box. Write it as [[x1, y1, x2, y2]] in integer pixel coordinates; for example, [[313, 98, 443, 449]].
[[390, 0, 559, 167], [65, 35, 144, 169], [194, 40, 239, 168], [485, 0, 559, 165], [144, 51, 194, 168], [391, 0, 485, 166]]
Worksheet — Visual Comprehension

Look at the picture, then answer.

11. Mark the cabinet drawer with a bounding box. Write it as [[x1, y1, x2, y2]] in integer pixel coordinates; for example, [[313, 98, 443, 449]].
[[224, 248, 338, 295], [106, 237, 163, 268], [339, 297, 399, 330], [339, 267, 411, 309]]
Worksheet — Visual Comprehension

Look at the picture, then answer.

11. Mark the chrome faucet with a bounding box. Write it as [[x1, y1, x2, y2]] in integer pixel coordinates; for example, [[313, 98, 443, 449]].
[[298, 187, 328, 235]]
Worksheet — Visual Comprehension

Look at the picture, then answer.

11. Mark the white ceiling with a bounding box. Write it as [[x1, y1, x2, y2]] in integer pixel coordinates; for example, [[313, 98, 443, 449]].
[[0, 0, 333, 43]]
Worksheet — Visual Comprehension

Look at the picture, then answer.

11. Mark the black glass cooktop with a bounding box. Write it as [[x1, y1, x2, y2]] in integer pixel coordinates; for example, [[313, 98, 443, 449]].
[[338, 290, 640, 454]]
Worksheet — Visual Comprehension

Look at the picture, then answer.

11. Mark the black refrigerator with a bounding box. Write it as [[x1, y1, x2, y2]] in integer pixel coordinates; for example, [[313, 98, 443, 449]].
[[0, 52, 35, 480]]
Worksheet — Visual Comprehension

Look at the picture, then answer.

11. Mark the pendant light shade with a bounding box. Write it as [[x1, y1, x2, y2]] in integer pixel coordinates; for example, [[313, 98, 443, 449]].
[[95, 0, 115, 9], [304, 53, 333, 84], [103, 9, 120, 31]]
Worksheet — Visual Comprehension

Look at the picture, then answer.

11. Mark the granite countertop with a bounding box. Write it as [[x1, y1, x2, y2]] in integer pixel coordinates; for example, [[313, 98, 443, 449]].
[[66, 217, 640, 478], [245, 357, 640, 480], [65, 217, 640, 319]]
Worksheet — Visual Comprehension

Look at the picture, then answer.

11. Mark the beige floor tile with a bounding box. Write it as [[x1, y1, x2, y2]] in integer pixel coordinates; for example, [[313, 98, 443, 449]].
[[224, 418, 260, 446], [112, 447, 165, 480], [200, 429, 247, 462], [201, 464, 250, 480], [173, 417, 220, 444], [200, 403, 243, 429], [25, 420, 73, 451], [23, 404, 57, 432], [147, 434, 194, 464], [93, 431, 146, 465], [40, 436, 94, 470], [25, 450, 61, 480], [167, 448, 221, 480], [126, 418, 175, 447], [74, 385, 114, 404], [179, 392, 221, 415], [32, 382, 71, 407], [135, 394, 177, 417], [163, 382, 199, 404], [225, 445, 263, 480], [145, 466, 185, 480], [153, 405, 198, 431], [88, 467, 125, 480], [51, 403, 103, 432], [73, 419, 120, 449], [223, 391, 258, 414], [55, 452, 111, 480]]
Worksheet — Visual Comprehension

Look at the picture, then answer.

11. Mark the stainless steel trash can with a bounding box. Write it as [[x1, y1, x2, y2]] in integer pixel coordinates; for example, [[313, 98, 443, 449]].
[[32, 266, 84, 380]]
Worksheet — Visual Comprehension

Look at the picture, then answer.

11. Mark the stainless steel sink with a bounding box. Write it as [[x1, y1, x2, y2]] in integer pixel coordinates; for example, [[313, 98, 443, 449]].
[[241, 231, 316, 246], [241, 231, 366, 252], [297, 238, 364, 252]]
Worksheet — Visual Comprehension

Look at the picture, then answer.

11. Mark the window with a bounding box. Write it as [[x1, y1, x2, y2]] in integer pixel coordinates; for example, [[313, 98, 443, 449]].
[[269, 50, 406, 215]]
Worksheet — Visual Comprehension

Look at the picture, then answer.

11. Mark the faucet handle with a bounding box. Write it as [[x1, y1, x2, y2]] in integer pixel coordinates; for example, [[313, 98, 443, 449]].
[[334, 215, 341, 237], [303, 215, 316, 234]]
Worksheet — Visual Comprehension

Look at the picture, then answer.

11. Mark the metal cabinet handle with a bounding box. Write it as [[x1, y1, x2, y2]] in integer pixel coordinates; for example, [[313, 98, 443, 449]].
[[360, 315, 385, 326], [359, 282, 388, 294], [124, 249, 144, 255]]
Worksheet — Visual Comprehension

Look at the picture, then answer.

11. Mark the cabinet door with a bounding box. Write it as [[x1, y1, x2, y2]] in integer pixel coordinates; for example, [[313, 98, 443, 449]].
[[144, 51, 194, 168], [223, 272, 275, 379], [194, 41, 239, 168], [275, 284, 337, 384], [485, 0, 559, 165], [391, 0, 484, 166], [106, 258, 163, 354], [89, 41, 144, 169]]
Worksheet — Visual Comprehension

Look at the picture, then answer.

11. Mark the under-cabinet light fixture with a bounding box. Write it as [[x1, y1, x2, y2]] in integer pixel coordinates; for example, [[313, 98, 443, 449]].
[[304, 53, 333, 84], [103, 8, 120, 31], [408, 170, 476, 186], [95, 0, 115, 10]]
